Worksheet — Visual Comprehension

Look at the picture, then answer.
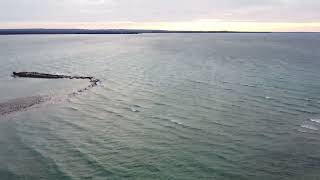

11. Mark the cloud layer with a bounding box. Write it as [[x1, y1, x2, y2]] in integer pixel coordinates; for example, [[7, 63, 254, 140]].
[[1, 0, 319, 23]]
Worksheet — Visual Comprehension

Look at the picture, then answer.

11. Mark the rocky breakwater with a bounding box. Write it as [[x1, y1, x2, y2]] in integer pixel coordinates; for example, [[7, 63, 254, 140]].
[[0, 72, 101, 116]]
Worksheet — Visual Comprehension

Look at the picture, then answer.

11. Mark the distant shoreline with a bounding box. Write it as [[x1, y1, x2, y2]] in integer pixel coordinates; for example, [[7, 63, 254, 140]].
[[0, 29, 318, 35], [0, 29, 276, 35]]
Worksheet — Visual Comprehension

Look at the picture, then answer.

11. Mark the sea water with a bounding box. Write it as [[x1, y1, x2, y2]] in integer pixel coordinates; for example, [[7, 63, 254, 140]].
[[0, 33, 320, 179]]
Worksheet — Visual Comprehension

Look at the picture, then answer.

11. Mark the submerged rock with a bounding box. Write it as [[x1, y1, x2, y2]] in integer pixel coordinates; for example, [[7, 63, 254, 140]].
[[0, 96, 48, 115]]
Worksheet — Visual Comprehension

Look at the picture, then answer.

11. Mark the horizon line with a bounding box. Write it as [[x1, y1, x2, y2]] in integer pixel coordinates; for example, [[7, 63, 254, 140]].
[[1, 21, 320, 32]]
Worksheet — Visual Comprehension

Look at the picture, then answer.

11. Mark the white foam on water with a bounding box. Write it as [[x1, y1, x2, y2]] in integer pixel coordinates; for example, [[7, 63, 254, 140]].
[[310, 119, 320, 124], [130, 107, 139, 112], [301, 124, 318, 131], [265, 96, 271, 99], [170, 119, 183, 125]]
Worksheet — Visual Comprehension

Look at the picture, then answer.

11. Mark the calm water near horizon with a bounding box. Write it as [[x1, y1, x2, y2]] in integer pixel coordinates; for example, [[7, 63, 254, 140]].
[[0, 33, 320, 179]]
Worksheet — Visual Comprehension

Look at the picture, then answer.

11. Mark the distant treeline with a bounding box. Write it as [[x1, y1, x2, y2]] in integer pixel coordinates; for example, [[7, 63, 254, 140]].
[[0, 29, 272, 35]]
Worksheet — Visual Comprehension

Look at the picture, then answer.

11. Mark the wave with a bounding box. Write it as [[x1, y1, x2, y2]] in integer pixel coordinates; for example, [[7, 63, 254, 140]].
[[151, 115, 202, 132], [300, 124, 318, 131], [170, 119, 183, 125], [310, 119, 320, 124], [129, 107, 140, 112], [240, 83, 257, 88]]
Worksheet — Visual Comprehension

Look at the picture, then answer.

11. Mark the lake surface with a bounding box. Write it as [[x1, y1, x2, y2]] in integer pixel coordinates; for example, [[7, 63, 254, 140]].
[[0, 33, 320, 179]]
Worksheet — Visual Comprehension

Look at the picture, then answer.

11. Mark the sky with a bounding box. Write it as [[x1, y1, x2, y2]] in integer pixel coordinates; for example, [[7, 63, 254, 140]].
[[0, 0, 320, 31]]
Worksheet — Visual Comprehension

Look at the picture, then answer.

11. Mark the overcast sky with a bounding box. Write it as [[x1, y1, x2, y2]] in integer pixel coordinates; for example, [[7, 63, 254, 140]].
[[1, 0, 320, 31]]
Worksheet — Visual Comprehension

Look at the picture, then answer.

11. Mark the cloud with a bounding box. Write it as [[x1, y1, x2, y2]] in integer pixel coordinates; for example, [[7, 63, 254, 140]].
[[0, 0, 319, 23]]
